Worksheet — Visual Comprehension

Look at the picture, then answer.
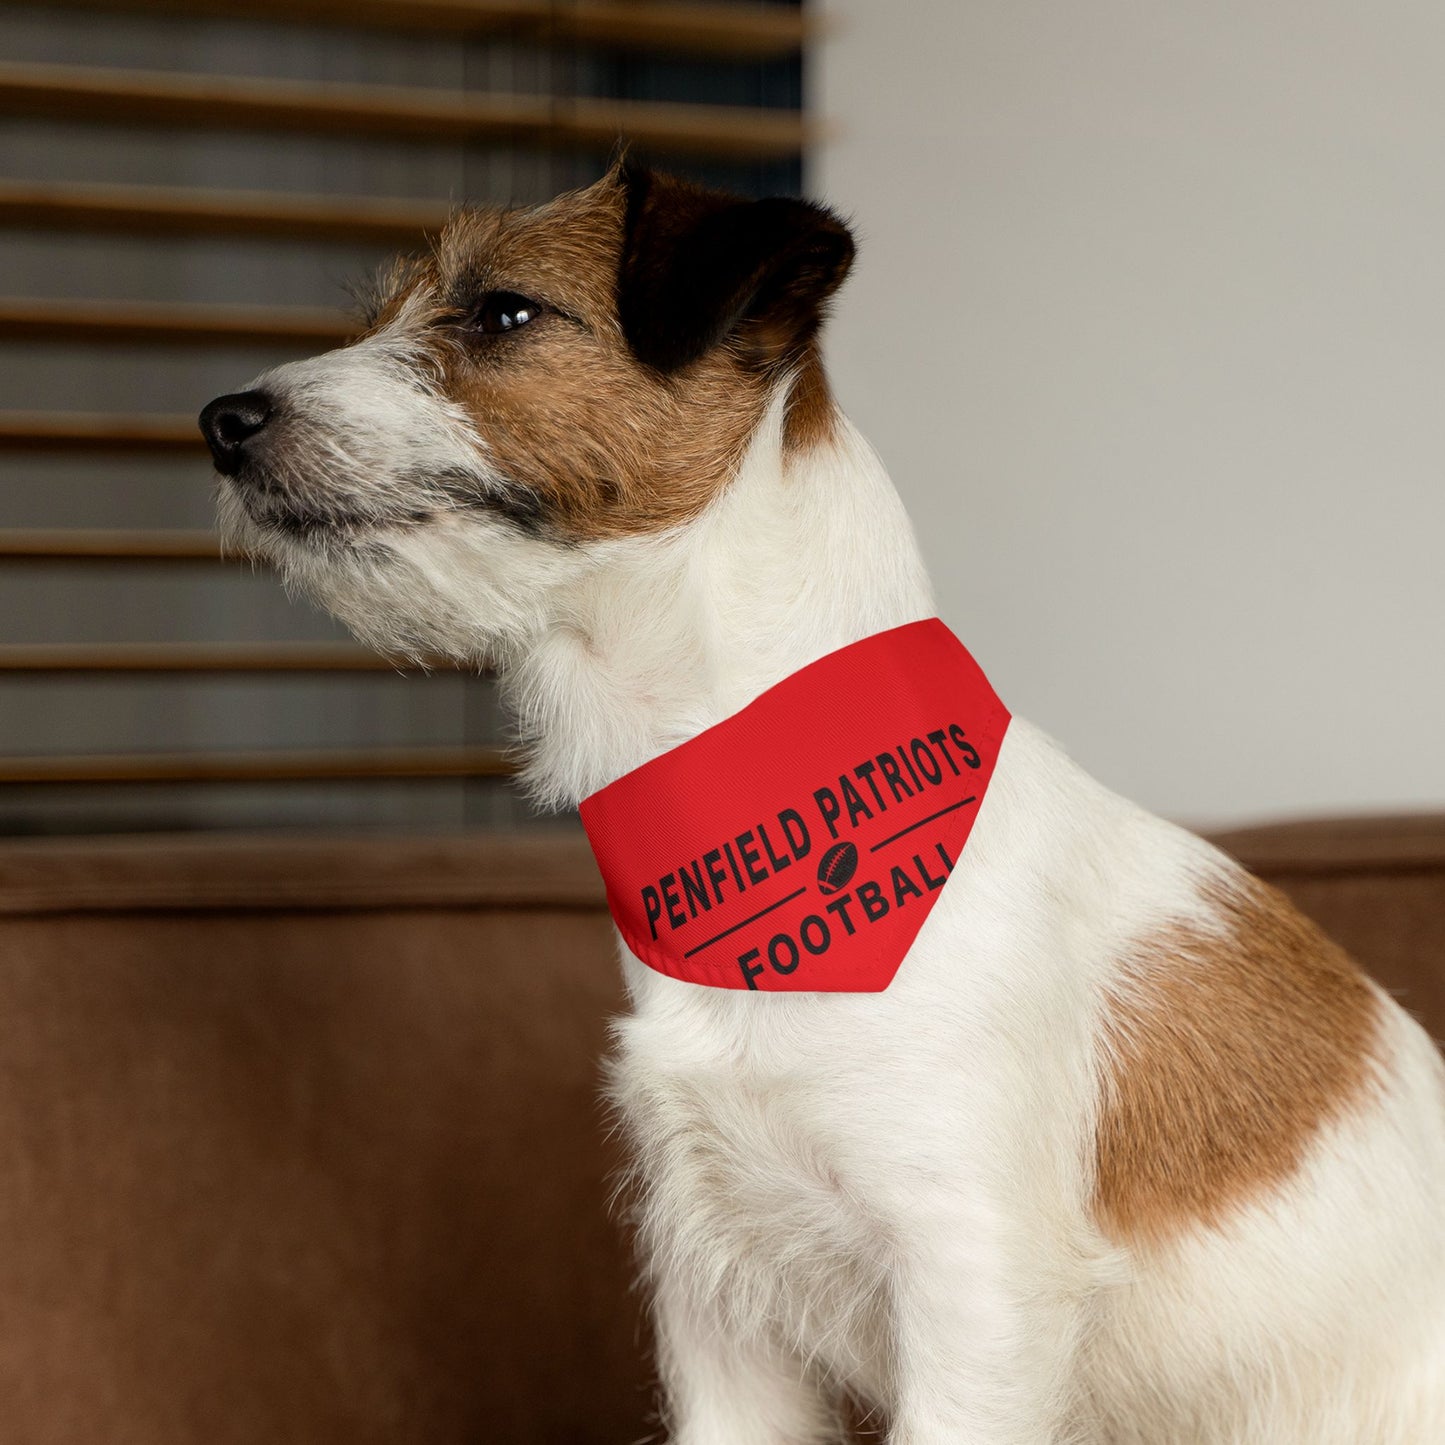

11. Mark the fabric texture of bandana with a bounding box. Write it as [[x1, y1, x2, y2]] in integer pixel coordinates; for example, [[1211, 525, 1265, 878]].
[[578, 619, 1011, 992]]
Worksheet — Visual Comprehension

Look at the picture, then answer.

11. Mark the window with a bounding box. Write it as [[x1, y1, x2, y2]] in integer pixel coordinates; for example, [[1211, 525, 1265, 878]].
[[0, 0, 808, 834]]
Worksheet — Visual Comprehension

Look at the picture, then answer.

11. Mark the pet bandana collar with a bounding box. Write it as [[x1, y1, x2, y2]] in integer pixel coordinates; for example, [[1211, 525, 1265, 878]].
[[579, 619, 1010, 992]]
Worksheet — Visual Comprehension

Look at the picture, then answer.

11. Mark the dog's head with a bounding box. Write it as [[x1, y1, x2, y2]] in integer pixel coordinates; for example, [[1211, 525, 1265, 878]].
[[200, 163, 854, 661]]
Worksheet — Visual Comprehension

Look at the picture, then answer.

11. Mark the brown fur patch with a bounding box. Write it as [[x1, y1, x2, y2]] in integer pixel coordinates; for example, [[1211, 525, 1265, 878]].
[[782, 344, 839, 456], [1094, 873, 1382, 1246], [367, 176, 787, 541]]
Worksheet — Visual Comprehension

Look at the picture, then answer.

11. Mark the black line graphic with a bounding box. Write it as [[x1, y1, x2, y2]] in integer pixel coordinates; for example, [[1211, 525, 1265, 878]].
[[869, 796, 977, 853], [682, 886, 809, 959]]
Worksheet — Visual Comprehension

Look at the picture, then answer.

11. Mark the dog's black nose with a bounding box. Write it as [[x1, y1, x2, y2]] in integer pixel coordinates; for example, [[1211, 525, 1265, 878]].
[[199, 390, 273, 475]]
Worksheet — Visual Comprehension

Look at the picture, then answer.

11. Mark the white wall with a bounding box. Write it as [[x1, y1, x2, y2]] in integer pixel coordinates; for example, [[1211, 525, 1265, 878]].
[[813, 0, 1445, 827]]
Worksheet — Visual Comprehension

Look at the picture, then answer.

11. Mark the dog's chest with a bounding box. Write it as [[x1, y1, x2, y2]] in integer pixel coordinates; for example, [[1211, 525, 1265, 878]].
[[612, 1013, 893, 1390]]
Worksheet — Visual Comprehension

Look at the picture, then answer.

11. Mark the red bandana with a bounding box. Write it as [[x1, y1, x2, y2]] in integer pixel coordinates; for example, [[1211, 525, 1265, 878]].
[[579, 619, 1010, 992]]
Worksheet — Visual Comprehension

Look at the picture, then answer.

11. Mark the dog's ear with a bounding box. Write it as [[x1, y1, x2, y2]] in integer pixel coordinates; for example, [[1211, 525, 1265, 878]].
[[616, 162, 855, 374]]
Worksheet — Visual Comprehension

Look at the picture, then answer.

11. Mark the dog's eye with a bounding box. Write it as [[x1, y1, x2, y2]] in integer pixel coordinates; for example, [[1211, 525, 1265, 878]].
[[471, 291, 543, 335]]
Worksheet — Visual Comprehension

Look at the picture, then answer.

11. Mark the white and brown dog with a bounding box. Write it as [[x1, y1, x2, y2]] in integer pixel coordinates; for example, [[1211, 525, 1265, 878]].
[[201, 164, 1445, 1444]]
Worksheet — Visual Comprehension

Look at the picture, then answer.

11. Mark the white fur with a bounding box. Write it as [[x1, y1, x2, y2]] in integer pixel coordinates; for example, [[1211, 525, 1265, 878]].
[[221, 350, 1445, 1443]]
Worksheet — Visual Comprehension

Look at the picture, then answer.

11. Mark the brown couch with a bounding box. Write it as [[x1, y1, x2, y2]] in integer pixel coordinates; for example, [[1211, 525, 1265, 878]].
[[0, 817, 1441, 1443]]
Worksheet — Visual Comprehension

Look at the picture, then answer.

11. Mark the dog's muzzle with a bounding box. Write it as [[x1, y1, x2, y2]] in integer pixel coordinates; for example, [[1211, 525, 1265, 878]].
[[199, 390, 274, 477]]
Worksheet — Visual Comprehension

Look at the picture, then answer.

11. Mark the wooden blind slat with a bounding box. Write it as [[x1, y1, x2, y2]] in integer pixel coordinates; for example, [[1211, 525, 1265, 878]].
[[0, 62, 813, 161], [28, 0, 810, 59], [0, 413, 204, 452], [546, 0, 811, 58], [0, 745, 514, 784], [0, 643, 418, 673], [0, 297, 353, 348], [0, 180, 448, 245], [0, 529, 221, 560]]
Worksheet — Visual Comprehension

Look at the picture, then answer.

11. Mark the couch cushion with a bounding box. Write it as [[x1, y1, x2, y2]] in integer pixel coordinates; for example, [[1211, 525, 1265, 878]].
[[0, 831, 647, 1445]]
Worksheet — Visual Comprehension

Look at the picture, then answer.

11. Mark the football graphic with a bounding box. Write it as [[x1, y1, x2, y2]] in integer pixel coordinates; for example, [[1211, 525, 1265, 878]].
[[816, 840, 859, 895]]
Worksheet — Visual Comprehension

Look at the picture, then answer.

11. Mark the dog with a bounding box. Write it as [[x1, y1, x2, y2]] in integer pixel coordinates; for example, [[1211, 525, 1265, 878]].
[[200, 162, 1445, 1443]]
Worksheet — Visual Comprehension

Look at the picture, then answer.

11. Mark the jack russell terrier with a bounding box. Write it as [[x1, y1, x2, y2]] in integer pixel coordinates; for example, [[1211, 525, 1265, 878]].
[[200, 163, 1445, 1444]]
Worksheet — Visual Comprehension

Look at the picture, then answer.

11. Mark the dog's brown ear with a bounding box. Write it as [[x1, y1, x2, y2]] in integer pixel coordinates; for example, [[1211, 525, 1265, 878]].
[[617, 162, 855, 374]]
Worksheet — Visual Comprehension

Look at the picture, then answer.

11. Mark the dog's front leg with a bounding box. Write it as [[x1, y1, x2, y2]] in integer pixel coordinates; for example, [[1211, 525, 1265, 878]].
[[885, 1200, 1091, 1445], [653, 1275, 840, 1445]]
